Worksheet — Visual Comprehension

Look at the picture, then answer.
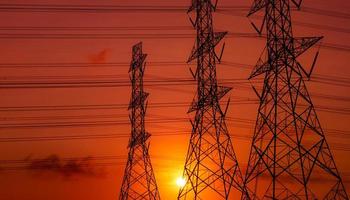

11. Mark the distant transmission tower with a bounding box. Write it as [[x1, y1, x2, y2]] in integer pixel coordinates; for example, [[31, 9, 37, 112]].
[[244, 0, 349, 199], [119, 42, 161, 200], [178, 0, 245, 199]]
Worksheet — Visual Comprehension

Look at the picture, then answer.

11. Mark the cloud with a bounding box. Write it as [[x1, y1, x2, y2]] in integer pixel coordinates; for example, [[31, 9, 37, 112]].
[[88, 49, 110, 63], [26, 154, 106, 178]]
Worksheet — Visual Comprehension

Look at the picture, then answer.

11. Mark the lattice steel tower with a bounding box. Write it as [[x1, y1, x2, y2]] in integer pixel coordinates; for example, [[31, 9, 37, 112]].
[[244, 0, 349, 199], [178, 0, 245, 199], [119, 42, 160, 200]]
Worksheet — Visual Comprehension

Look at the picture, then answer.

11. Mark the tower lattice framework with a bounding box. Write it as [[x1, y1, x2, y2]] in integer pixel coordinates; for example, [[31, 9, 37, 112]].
[[119, 42, 161, 200], [178, 0, 245, 199], [244, 0, 349, 199]]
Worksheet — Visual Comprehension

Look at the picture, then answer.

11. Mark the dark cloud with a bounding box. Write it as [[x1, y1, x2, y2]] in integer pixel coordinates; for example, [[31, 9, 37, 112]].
[[88, 49, 110, 63], [26, 154, 106, 178]]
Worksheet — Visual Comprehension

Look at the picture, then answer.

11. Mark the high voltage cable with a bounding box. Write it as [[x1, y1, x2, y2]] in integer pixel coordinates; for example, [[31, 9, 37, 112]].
[[0, 92, 347, 113], [0, 114, 348, 137], [0, 94, 346, 109], [0, 26, 194, 31], [0, 89, 348, 113], [1, 60, 349, 82], [0, 4, 247, 13], [0, 23, 349, 34], [0, 128, 349, 152], [0, 61, 187, 68], [0, 65, 349, 88], [0, 32, 347, 52], [0, 32, 260, 40], [0, 100, 347, 115], [0, 78, 348, 88], [0, 61, 349, 86], [0, 74, 347, 85], [0, 4, 348, 19], [0, 111, 349, 129], [0, 118, 197, 129], [0, 80, 254, 89]]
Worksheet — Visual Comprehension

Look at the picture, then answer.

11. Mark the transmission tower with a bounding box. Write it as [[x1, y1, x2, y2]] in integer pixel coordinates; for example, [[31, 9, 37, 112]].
[[243, 0, 349, 199], [178, 0, 246, 199], [119, 42, 161, 200]]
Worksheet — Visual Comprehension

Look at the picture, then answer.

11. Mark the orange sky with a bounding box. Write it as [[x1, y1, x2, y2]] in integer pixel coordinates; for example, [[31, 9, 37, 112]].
[[0, 0, 349, 199]]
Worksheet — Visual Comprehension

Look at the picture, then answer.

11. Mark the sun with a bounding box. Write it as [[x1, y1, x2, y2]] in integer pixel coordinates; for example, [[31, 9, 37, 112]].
[[176, 177, 186, 188]]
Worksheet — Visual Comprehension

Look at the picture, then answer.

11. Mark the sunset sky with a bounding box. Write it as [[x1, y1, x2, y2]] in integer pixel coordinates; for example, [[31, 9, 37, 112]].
[[0, 0, 349, 199]]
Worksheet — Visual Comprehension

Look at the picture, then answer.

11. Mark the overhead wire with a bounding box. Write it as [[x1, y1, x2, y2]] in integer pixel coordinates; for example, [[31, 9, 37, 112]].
[[0, 3, 348, 20]]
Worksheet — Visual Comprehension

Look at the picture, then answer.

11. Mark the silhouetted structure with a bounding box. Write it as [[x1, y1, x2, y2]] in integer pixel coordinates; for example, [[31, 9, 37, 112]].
[[244, 0, 349, 199], [119, 42, 160, 200], [178, 0, 245, 199]]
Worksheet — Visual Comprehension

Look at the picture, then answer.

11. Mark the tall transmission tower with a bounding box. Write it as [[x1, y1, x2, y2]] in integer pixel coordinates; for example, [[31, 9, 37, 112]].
[[119, 42, 161, 200], [178, 0, 245, 199], [244, 0, 349, 199]]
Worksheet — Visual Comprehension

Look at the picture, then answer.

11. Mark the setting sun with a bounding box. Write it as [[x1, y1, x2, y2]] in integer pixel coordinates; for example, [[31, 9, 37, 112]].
[[176, 177, 186, 188]]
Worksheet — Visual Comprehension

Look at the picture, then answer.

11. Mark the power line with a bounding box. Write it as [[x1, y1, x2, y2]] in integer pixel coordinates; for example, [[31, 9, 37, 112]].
[[0, 113, 349, 134], [0, 60, 346, 83], [0, 21, 349, 35], [0, 60, 349, 87], [0, 4, 348, 20], [0, 77, 348, 89], [0, 32, 259, 39], [0, 102, 348, 115], [0, 26, 194, 31], [0, 32, 348, 52], [0, 126, 349, 143], [0, 130, 349, 153]]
